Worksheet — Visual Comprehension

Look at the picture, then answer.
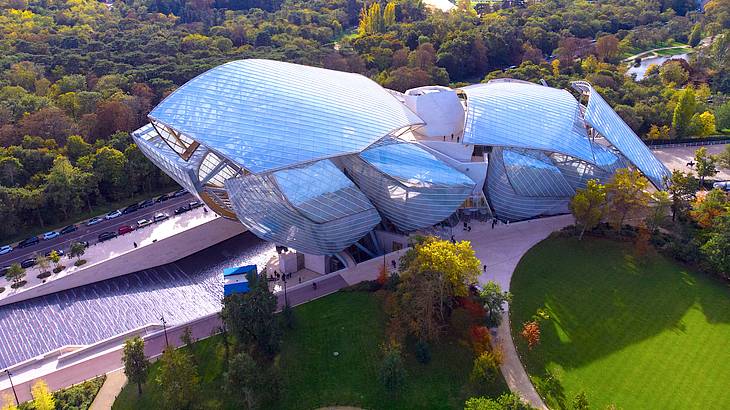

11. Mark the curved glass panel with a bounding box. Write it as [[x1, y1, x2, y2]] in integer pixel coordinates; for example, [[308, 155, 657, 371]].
[[486, 148, 570, 221], [225, 160, 380, 255], [503, 149, 575, 197], [359, 142, 474, 188], [572, 81, 671, 188], [341, 144, 474, 232], [462, 81, 595, 163], [149, 59, 423, 173]]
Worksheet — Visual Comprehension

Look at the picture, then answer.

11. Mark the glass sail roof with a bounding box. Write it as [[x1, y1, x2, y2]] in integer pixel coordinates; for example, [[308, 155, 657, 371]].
[[461, 81, 595, 163], [149, 59, 423, 174], [359, 142, 474, 188], [573, 81, 671, 188]]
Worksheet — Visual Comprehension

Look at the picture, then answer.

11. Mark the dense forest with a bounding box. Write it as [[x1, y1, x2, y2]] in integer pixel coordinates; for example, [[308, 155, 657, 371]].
[[0, 0, 729, 241]]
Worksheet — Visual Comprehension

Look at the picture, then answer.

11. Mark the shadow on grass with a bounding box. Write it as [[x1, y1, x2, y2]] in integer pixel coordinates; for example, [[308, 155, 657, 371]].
[[509, 237, 730, 408]]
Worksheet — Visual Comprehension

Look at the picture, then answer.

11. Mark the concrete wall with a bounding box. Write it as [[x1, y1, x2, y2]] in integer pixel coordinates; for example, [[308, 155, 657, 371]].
[[304, 253, 326, 274], [0, 217, 246, 307]]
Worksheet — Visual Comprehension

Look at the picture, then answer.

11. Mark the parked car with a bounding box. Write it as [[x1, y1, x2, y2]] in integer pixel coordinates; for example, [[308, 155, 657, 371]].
[[172, 189, 187, 198], [0, 245, 12, 255], [45, 249, 64, 257], [138, 199, 154, 209], [153, 212, 169, 223], [18, 236, 39, 248], [105, 210, 122, 220], [73, 241, 90, 249], [174, 205, 191, 215], [98, 232, 118, 242], [155, 194, 170, 203], [59, 224, 78, 235], [42, 231, 60, 240], [122, 203, 140, 215], [137, 219, 152, 229], [21, 258, 36, 268], [189, 201, 203, 209], [0, 266, 9, 277], [86, 216, 103, 226], [118, 225, 135, 235], [713, 181, 730, 192]]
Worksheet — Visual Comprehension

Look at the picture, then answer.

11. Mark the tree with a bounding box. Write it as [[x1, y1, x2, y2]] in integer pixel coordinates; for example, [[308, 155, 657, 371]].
[[690, 188, 728, 228], [123, 336, 149, 396], [66, 135, 92, 162], [605, 168, 650, 228], [694, 147, 718, 187], [697, 111, 717, 136], [156, 347, 199, 410], [30, 379, 55, 410], [672, 86, 696, 138], [595, 34, 619, 62], [688, 23, 703, 47], [660, 61, 689, 86], [646, 191, 671, 232], [666, 170, 697, 220], [717, 144, 730, 169], [479, 281, 512, 328], [48, 250, 61, 272], [401, 237, 480, 321], [520, 321, 541, 350], [1, 393, 17, 410], [379, 346, 406, 394], [700, 212, 730, 277], [36, 253, 50, 276], [6, 263, 25, 286], [383, 1, 396, 27], [224, 351, 278, 408], [716, 101, 730, 132], [0, 156, 23, 187], [69, 242, 86, 262], [465, 393, 533, 410], [470, 350, 502, 384], [569, 179, 607, 240], [221, 272, 281, 357]]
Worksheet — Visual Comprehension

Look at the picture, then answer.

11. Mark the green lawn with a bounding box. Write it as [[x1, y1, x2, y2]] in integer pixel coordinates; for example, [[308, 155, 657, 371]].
[[510, 237, 730, 410], [114, 291, 508, 410]]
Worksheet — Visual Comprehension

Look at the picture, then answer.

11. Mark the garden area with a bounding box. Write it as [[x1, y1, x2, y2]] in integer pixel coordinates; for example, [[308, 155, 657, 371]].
[[510, 236, 730, 409], [113, 290, 509, 410]]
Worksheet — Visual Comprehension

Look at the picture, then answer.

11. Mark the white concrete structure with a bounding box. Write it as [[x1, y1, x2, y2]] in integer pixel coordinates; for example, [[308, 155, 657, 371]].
[[403, 86, 465, 139]]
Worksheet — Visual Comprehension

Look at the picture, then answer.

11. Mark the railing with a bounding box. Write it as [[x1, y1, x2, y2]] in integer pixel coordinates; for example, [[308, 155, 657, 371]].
[[646, 136, 730, 149]]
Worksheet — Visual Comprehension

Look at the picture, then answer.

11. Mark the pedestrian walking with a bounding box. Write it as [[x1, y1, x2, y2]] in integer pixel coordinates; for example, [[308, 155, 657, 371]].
[[203, 207, 208, 213], [312, 282, 317, 291], [133, 242, 138, 248], [491, 219, 496, 229], [298, 277, 301, 284], [483, 264, 486, 272]]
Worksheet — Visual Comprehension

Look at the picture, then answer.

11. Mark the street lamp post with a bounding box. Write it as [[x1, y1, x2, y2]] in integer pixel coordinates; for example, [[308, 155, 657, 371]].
[[160, 314, 169, 348], [283, 276, 288, 307], [4, 369, 19, 406]]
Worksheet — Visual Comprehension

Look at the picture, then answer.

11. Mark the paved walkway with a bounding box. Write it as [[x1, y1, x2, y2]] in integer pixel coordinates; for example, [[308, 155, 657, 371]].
[[651, 143, 729, 181], [453, 214, 573, 410], [89, 369, 126, 410]]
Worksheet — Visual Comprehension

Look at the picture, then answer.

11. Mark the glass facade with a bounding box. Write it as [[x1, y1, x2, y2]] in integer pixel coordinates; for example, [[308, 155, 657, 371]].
[[133, 60, 670, 254], [340, 142, 475, 232]]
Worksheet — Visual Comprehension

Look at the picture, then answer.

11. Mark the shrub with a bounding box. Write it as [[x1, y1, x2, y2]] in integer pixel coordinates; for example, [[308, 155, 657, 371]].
[[470, 325, 492, 355], [470, 350, 503, 384], [414, 340, 431, 364], [11, 280, 27, 289], [53, 375, 106, 409], [520, 321, 541, 350], [376, 265, 387, 286], [384, 271, 400, 291], [37, 271, 51, 279], [379, 346, 406, 394], [343, 280, 380, 292], [74, 259, 87, 267], [459, 296, 487, 319], [450, 307, 475, 339]]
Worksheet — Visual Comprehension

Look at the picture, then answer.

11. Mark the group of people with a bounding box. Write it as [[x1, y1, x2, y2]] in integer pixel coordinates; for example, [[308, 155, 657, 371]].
[[268, 270, 293, 282]]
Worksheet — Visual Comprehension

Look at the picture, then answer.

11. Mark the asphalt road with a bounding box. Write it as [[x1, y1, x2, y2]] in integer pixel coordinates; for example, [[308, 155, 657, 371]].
[[0, 193, 196, 267]]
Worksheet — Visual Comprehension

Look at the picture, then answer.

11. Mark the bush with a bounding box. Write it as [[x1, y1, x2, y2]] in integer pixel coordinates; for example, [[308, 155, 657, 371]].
[[37, 271, 51, 279], [74, 259, 87, 267], [414, 340, 431, 364], [379, 347, 406, 394], [343, 280, 380, 292], [53, 375, 106, 409], [384, 271, 401, 291], [470, 325, 492, 355], [469, 350, 503, 384], [11, 280, 27, 289]]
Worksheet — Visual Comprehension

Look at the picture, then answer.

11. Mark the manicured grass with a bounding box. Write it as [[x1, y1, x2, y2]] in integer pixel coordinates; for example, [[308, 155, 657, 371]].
[[653, 46, 693, 56], [113, 291, 508, 409], [510, 237, 730, 409]]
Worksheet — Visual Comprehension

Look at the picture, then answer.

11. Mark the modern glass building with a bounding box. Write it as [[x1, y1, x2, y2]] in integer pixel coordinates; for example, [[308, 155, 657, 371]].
[[133, 60, 669, 257]]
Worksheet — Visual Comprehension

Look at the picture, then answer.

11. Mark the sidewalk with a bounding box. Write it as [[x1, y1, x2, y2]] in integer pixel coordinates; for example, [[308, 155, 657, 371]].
[[89, 370, 126, 410], [454, 215, 573, 410]]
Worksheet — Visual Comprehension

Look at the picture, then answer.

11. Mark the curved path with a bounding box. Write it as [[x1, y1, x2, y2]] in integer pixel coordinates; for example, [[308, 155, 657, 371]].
[[453, 214, 573, 410]]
